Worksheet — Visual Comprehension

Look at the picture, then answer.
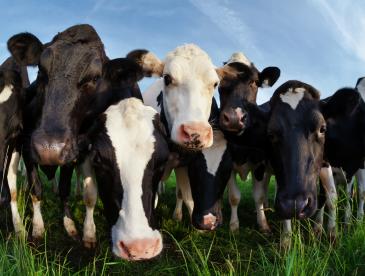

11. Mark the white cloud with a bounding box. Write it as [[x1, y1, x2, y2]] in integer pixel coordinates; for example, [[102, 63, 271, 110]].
[[189, 0, 260, 57], [310, 0, 365, 63]]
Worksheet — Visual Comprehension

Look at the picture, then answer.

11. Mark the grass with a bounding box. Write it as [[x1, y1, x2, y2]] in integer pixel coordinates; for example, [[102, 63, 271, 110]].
[[0, 171, 364, 275]]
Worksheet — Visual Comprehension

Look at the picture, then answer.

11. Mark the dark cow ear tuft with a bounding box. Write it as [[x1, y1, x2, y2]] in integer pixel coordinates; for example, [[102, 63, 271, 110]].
[[258, 67, 280, 88], [103, 58, 144, 84], [7, 33, 43, 66], [127, 49, 164, 77]]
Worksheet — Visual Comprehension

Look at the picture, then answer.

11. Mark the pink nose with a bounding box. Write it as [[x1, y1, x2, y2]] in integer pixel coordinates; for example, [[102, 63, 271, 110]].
[[33, 140, 66, 165], [176, 122, 213, 149], [118, 238, 162, 261]]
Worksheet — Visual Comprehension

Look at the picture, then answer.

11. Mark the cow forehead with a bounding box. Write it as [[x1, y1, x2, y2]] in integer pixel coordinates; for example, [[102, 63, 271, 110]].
[[164, 44, 219, 83], [226, 52, 251, 67], [279, 87, 306, 110]]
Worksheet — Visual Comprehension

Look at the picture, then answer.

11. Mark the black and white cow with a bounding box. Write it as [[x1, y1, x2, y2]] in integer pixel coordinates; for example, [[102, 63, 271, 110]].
[[84, 97, 169, 260], [7, 24, 110, 245], [216, 52, 280, 232], [319, 77, 365, 225], [0, 57, 29, 234], [7, 24, 154, 246], [130, 45, 236, 230]]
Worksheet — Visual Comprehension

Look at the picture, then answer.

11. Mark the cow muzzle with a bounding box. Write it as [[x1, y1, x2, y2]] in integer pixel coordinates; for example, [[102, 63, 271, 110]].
[[175, 122, 213, 149], [116, 237, 162, 261], [31, 131, 78, 165], [275, 194, 316, 220], [219, 108, 247, 133]]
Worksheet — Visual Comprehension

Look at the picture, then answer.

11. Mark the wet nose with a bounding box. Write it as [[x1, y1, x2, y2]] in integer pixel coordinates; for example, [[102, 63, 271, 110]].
[[176, 122, 213, 149], [275, 195, 314, 220], [192, 212, 220, 231], [220, 109, 246, 132], [32, 132, 76, 165], [118, 237, 162, 261]]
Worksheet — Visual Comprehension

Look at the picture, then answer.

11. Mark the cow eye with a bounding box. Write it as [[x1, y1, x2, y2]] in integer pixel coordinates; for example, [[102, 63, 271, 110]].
[[214, 82, 218, 89], [92, 75, 100, 83], [163, 74, 172, 86], [319, 125, 326, 135], [267, 130, 280, 144]]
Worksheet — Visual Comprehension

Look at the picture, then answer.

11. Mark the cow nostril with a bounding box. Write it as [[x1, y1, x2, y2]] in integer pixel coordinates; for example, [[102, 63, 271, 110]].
[[180, 124, 191, 141], [223, 113, 230, 125], [241, 112, 247, 122]]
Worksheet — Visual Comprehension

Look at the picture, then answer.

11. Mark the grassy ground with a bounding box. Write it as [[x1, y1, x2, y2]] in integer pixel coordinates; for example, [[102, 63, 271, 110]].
[[0, 171, 364, 275]]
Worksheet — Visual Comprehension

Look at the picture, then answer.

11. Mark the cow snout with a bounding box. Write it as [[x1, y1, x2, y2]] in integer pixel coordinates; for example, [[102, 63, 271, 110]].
[[192, 212, 221, 231], [275, 195, 315, 220], [118, 238, 162, 261], [177, 122, 213, 149], [219, 108, 247, 133], [32, 133, 77, 165]]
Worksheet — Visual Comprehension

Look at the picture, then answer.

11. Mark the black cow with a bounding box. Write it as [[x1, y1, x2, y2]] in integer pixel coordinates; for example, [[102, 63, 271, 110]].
[[0, 57, 28, 234]]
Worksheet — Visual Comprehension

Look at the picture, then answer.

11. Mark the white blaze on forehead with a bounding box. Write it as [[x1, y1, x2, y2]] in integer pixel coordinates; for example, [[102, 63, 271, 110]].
[[105, 98, 162, 257], [0, 85, 13, 103], [280, 87, 306, 110], [162, 44, 218, 135], [226, 52, 251, 67], [202, 130, 227, 175], [356, 77, 365, 102]]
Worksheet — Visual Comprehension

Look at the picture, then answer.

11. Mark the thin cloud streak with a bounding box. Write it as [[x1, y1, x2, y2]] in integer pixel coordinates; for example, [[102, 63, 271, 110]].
[[189, 0, 261, 58], [311, 0, 365, 63]]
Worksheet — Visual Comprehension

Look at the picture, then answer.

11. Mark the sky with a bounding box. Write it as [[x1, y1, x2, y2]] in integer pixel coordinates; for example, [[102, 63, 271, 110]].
[[0, 0, 364, 104]]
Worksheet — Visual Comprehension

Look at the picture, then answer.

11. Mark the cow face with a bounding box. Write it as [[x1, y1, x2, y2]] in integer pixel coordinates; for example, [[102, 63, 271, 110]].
[[0, 62, 23, 205], [92, 98, 168, 261], [268, 81, 325, 220], [127, 45, 219, 150], [216, 53, 280, 134], [8, 25, 106, 165]]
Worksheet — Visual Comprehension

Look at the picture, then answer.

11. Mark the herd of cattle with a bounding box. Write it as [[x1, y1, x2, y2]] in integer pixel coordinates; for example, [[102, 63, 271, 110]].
[[0, 24, 364, 261]]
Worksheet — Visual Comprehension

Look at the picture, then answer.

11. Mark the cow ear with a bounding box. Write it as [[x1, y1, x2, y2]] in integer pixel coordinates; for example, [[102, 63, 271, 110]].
[[356, 77, 365, 92], [103, 58, 144, 84], [126, 49, 164, 77], [258, 67, 280, 88], [321, 88, 362, 119], [7, 33, 43, 66]]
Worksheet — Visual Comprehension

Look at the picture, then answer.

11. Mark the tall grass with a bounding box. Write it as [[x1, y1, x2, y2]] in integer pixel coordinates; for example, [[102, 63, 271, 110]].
[[0, 171, 364, 275]]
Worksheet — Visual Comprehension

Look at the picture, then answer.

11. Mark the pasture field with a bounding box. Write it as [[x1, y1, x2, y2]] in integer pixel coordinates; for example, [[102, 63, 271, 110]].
[[0, 171, 364, 275]]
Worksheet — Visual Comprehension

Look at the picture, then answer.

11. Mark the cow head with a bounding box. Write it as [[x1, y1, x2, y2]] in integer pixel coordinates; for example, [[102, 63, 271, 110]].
[[216, 52, 280, 134], [127, 44, 219, 150], [0, 59, 24, 205], [7, 25, 107, 165], [91, 98, 168, 261], [268, 81, 324, 219]]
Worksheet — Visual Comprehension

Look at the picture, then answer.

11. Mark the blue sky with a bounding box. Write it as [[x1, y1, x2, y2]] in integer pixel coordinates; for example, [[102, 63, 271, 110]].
[[1, 0, 364, 103]]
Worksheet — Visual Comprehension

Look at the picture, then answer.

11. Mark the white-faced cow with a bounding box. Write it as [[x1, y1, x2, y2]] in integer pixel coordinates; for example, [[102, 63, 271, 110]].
[[129, 45, 236, 230], [83, 97, 169, 260]]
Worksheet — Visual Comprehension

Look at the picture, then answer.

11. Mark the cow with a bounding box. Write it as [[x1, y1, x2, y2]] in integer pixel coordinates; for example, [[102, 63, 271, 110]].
[[215, 52, 280, 232], [130, 45, 235, 230], [83, 96, 169, 260], [0, 57, 29, 235], [318, 77, 365, 226], [6, 24, 153, 247]]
